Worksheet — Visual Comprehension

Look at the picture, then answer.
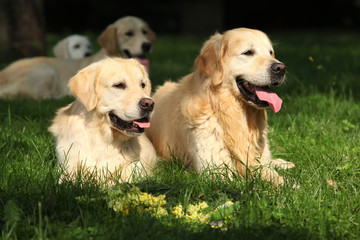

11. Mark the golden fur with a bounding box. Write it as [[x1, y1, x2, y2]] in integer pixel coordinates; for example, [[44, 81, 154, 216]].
[[0, 16, 155, 99], [98, 16, 156, 58], [49, 57, 157, 182], [146, 28, 294, 186]]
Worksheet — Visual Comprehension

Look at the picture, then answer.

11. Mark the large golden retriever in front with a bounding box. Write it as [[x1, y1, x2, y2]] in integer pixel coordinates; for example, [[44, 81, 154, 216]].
[[49, 57, 157, 182], [146, 28, 294, 186]]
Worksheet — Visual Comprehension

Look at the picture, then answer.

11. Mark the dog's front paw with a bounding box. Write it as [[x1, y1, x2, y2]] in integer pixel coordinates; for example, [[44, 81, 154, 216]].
[[270, 158, 295, 170]]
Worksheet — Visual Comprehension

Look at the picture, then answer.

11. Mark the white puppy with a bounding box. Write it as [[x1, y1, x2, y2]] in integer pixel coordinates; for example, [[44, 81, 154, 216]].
[[53, 34, 93, 59]]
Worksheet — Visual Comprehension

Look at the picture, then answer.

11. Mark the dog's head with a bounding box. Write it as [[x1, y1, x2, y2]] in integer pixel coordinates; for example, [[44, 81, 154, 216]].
[[68, 57, 154, 137], [98, 16, 156, 70], [53, 34, 93, 59], [194, 28, 286, 112]]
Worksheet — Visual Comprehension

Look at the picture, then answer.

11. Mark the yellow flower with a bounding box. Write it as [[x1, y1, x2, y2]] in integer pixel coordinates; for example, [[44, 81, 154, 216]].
[[106, 185, 239, 228], [154, 207, 168, 217], [174, 202, 211, 224], [172, 205, 184, 217], [309, 56, 314, 62], [198, 201, 209, 210]]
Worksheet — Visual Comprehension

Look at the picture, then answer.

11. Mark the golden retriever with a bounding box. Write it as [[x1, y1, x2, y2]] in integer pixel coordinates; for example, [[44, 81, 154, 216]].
[[49, 57, 157, 182], [146, 28, 294, 186], [0, 16, 155, 99], [98, 16, 156, 70], [53, 34, 93, 59]]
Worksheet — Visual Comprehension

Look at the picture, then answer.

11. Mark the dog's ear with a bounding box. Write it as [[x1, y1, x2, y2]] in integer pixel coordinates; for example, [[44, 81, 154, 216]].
[[68, 62, 100, 111], [194, 33, 228, 86], [145, 26, 156, 46], [53, 38, 69, 59], [98, 25, 119, 56]]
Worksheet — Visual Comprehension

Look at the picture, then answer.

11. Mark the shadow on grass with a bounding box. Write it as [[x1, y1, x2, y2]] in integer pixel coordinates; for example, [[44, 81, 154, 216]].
[[83, 213, 312, 240], [0, 158, 310, 240]]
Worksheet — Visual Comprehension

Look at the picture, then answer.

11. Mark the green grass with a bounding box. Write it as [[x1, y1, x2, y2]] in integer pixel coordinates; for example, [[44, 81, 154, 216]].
[[1, 29, 360, 239]]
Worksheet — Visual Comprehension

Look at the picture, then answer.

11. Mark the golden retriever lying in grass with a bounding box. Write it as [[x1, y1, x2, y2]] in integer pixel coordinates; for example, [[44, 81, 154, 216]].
[[0, 16, 155, 99], [49, 57, 157, 182], [146, 28, 294, 186]]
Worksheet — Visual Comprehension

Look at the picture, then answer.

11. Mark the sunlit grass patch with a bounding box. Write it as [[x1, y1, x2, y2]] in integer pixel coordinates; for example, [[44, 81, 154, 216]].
[[0, 30, 360, 239]]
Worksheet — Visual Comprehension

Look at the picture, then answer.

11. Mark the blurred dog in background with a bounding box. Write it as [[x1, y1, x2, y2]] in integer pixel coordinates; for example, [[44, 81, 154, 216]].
[[0, 16, 155, 99], [53, 34, 93, 59], [98, 16, 156, 70]]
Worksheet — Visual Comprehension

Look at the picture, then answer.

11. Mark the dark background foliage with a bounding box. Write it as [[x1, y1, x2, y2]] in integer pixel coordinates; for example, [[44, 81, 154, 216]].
[[0, 0, 359, 59], [43, 0, 360, 34]]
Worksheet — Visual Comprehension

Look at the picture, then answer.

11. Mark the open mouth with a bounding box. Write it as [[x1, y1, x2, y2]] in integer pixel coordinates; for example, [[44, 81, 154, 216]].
[[123, 50, 145, 59], [123, 50, 150, 70], [236, 77, 283, 113], [109, 112, 150, 135]]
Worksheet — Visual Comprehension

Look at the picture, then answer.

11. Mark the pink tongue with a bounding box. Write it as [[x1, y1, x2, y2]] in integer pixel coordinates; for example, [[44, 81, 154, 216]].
[[133, 121, 150, 128], [135, 58, 150, 71], [254, 87, 283, 113]]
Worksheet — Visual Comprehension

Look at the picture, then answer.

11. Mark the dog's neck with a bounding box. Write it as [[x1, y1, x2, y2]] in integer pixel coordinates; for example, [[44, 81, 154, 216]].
[[110, 129, 141, 158], [72, 100, 141, 158], [92, 111, 141, 159], [184, 74, 269, 172], [216, 94, 268, 173]]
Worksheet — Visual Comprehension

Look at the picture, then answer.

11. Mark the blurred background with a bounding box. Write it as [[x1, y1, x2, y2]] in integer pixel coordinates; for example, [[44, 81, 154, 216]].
[[0, 0, 359, 59]]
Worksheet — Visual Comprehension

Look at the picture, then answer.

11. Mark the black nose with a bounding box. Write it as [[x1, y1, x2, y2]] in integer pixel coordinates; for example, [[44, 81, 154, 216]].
[[141, 42, 151, 53], [269, 62, 286, 86], [270, 62, 286, 76], [84, 52, 92, 57], [139, 98, 154, 112]]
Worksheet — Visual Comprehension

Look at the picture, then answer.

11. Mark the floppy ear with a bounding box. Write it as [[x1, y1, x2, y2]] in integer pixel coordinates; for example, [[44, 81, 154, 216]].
[[146, 26, 156, 46], [53, 38, 69, 59], [68, 63, 100, 111], [194, 33, 228, 86], [98, 25, 119, 56]]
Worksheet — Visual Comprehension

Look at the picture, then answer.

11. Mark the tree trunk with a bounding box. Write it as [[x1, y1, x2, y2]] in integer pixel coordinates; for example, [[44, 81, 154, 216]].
[[1, 0, 46, 60]]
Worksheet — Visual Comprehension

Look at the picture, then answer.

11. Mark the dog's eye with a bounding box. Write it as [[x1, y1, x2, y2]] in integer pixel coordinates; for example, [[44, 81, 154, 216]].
[[142, 30, 148, 35], [125, 31, 134, 37], [269, 50, 274, 56], [242, 50, 254, 56], [141, 82, 146, 88], [113, 82, 126, 89], [74, 44, 80, 49]]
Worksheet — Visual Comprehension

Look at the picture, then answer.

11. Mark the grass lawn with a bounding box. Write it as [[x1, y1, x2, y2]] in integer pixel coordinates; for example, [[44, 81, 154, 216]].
[[1, 29, 360, 239]]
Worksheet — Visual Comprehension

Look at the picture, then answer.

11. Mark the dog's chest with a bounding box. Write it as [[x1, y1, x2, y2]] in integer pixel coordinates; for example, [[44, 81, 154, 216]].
[[189, 115, 229, 162]]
